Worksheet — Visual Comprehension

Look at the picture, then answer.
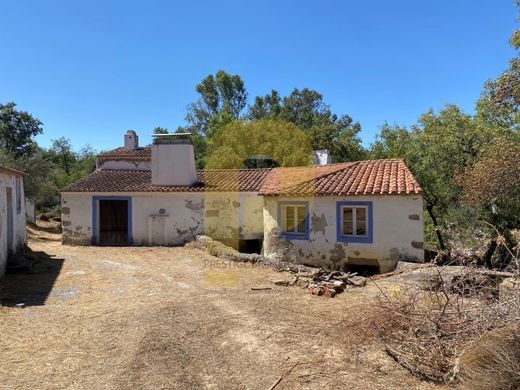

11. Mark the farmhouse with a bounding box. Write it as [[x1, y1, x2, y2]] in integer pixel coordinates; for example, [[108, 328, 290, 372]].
[[61, 130, 424, 273], [0, 166, 27, 278]]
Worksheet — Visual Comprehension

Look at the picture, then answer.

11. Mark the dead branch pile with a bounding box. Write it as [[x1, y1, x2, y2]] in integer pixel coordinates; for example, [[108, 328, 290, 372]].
[[374, 266, 520, 385], [273, 269, 367, 298]]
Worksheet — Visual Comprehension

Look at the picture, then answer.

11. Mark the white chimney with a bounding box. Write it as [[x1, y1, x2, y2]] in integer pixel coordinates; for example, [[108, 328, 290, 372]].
[[124, 130, 139, 150], [151, 133, 197, 186], [313, 150, 331, 166]]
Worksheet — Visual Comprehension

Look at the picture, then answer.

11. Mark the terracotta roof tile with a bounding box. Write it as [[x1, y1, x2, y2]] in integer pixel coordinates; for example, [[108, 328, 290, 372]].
[[61, 168, 271, 193], [97, 147, 152, 160], [62, 159, 421, 196], [259, 159, 421, 196]]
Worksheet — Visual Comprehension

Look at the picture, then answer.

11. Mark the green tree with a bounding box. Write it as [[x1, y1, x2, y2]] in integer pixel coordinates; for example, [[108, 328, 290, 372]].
[[455, 136, 520, 267], [48, 137, 76, 175], [248, 88, 366, 162], [206, 119, 313, 169], [0, 102, 43, 157], [248, 90, 282, 120], [369, 123, 412, 159], [153, 127, 169, 134], [186, 70, 247, 137], [477, 58, 520, 130], [0, 147, 55, 208], [369, 105, 497, 253]]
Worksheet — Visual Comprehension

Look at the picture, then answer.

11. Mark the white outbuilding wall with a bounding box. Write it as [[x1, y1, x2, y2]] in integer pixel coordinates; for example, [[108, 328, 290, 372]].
[[263, 195, 424, 273], [0, 171, 27, 277], [97, 160, 151, 171]]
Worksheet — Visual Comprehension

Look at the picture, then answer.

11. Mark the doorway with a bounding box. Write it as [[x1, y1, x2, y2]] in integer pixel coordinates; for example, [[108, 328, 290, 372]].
[[98, 199, 129, 245]]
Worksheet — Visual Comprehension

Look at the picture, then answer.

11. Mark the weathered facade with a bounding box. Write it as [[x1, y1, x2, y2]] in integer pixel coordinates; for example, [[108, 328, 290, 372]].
[[263, 195, 423, 273], [259, 160, 424, 273], [62, 130, 424, 273], [61, 131, 268, 249], [0, 166, 27, 277], [62, 191, 264, 247]]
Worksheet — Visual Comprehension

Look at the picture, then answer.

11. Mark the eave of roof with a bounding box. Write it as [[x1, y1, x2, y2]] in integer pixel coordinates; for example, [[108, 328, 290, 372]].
[[0, 166, 28, 176], [61, 168, 272, 193]]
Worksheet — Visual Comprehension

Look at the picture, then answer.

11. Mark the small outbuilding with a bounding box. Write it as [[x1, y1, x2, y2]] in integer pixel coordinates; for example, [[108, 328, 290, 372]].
[[61, 130, 424, 273], [0, 166, 27, 277]]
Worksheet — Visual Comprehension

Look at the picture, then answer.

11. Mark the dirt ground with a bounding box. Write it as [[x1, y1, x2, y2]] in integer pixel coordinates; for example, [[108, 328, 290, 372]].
[[0, 222, 445, 390]]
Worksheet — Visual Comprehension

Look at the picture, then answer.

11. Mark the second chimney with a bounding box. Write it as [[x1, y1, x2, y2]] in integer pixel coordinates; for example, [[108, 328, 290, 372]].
[[151, 133, 197, 186], [124, 130, 139, 150]]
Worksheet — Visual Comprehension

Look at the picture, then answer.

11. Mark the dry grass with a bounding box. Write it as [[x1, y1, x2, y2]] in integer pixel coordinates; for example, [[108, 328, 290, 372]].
[[373, 266, 520, 386], [0, 221, 444, 389], [457, 324, 520, 390]]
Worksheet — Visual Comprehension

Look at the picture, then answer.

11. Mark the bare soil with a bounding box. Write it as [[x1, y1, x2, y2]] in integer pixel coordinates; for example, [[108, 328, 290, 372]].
[[0, 222, 445, 389]]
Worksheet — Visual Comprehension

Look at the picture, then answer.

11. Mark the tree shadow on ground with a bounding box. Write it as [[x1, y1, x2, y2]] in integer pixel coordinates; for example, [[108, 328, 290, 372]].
[[0, 247, 64, 307]]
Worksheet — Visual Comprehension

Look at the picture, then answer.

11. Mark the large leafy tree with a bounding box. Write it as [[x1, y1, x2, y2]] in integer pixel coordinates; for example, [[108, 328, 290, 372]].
[[0, 147, 54, 206], [455, 136, 520, 267], [248, 88, 366, 162], [369, 105, 498, 253], [185, 70, 247, 138], [369, 124, 413, 159], [48, 137, 76, 175], [205, 119, 313, 169], [0, 102, 43, 157], [153, 127, 169, 135]]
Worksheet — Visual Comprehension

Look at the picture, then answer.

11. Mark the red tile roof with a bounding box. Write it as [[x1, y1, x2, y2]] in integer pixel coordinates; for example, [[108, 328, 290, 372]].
[[61, 159, 421, 196], [97, 147, 152, 160], [61, 168, 272, 193], [259, 159, 421, 196]]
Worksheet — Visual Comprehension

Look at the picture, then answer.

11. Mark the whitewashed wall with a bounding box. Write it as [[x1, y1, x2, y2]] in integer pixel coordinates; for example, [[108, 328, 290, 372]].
[[25, 198, 35, 223], [263, 195, 424, 273], [97, 160, 151, 171], [0, 173, 27, 277], [61, 192, 264, 246]]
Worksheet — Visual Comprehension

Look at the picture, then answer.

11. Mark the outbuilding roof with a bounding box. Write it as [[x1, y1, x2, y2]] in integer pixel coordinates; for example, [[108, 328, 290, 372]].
[[62, 159, 421, 196]]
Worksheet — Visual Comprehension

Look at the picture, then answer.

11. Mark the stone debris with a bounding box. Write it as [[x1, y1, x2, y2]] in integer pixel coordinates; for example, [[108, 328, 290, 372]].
[[273, 269, 368, 298]]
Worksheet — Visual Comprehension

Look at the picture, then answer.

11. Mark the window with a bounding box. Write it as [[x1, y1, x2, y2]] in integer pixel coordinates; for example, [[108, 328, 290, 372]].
[[342, 206, 367, 236], [278, 201, 309, 240], [337, 201, 373, 243]]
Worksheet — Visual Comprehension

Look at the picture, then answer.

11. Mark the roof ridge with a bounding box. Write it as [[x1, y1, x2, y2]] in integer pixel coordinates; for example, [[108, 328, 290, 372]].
[[199, 167, 273, 172]]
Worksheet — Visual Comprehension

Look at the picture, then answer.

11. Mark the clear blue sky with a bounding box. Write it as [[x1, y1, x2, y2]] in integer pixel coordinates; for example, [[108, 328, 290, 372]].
[[1, 0, 517, 152]]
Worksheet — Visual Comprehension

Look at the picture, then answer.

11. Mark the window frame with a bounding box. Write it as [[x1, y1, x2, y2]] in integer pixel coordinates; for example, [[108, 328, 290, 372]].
[[278, 201, 309, 240], [336, 201, 373, 244]]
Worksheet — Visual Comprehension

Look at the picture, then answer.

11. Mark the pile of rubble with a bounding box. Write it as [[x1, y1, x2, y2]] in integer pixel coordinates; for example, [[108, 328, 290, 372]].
[[274, 269, 368, 298]]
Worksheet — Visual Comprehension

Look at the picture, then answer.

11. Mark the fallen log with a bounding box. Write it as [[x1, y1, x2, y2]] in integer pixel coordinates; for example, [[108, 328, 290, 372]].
[[193, 235, 318, 273]]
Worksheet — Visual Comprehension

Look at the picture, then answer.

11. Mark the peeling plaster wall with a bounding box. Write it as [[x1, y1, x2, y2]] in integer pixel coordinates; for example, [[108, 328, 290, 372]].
[[204, 192, 264, 245], [61, 192, 264, 246], [61, 195, 95, 245], [0, 173, 27, 277], [97, 160, 151, 171], [263, 195, 424, 273]]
